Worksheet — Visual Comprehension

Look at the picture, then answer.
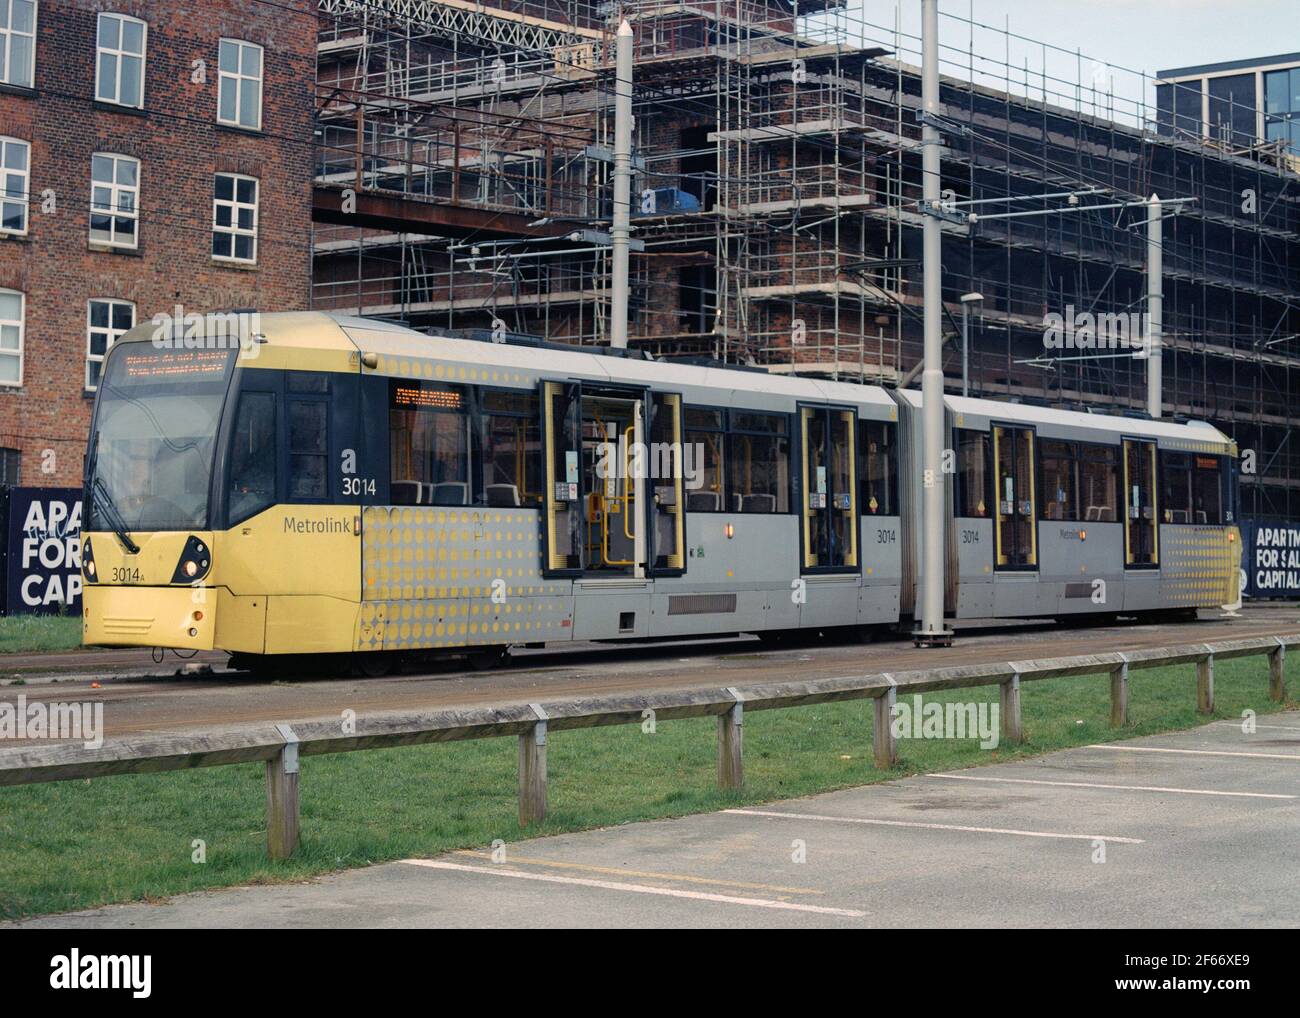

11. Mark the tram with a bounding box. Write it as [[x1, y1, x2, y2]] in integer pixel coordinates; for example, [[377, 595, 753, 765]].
[[80, 312, 1240, 670]]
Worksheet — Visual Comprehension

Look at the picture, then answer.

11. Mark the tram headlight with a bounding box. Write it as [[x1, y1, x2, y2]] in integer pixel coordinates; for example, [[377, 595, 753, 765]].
[[170, 535, 212, 584], [82, 538, 97, 582]]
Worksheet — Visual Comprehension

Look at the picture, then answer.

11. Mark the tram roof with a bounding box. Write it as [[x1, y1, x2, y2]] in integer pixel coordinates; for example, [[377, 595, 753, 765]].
[[897, 389, 1233, 445]]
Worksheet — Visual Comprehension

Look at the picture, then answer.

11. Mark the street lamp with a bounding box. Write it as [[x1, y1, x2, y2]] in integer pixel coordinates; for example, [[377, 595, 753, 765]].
[[959, 292, 984, 398]]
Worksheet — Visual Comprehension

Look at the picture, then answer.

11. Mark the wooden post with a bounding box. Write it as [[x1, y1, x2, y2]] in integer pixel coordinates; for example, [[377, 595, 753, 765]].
[[873, 685, 897, 769], [717, 692, 743, 790], [1197, 653, 1215, 715], [266, 724, 300, 860], [518, 705, 548, 827], [1110, 660, 1129, 728], [1269, 643, 1287, 703], [1000, 673, 1022, 745]]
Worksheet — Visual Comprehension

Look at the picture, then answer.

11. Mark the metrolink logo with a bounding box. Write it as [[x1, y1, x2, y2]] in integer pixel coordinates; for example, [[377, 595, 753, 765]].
[[595, 438, 705, 490], [150, 306, 261, 356], [1042, 305, 1151, 351], [50, 950, 151, 998], [0, 695, 103, 749], [891, 695, 1000, 749]]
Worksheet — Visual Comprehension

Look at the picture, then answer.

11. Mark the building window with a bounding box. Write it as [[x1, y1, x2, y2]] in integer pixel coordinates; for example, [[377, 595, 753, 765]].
[[0, 1, 36, 89], [0, 287, 22, 386], [86, 298, 134, 390], [0, 136, 28, 235], [95, 12, 146, 108], [218, 39, 263, 130], [89, 153, 139, 249], [1264, 67, 1300, 155], [0, 446, 19, 485], [212, 172, 257, 263]]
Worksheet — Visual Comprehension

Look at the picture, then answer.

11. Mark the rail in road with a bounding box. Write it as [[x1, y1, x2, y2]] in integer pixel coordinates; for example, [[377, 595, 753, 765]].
[[7, 613, 1300, 743], [0, 633, 1292, 860]]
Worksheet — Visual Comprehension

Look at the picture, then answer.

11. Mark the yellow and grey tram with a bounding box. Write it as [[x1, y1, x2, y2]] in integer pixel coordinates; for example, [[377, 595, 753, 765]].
[[80, 312, 1239, 670]]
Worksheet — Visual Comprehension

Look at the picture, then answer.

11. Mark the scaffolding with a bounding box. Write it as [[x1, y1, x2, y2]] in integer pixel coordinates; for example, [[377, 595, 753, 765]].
[[311, 0, 1300, 515]]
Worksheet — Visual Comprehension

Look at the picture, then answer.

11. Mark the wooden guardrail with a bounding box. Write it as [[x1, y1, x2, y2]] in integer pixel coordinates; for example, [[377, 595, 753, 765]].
[[0, 635, 1293, 859]]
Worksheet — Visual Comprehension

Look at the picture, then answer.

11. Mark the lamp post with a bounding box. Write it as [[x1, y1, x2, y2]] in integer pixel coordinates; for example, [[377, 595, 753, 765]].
[[959, 292, 984, 398]]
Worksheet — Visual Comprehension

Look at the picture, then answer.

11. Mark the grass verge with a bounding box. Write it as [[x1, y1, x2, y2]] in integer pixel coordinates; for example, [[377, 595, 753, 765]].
[[0, 614, 83, 655], [0, 654, 1294, 919]]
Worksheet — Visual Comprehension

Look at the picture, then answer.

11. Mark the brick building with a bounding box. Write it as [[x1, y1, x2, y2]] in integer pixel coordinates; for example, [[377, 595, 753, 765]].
[[0, 0, 316, 488]]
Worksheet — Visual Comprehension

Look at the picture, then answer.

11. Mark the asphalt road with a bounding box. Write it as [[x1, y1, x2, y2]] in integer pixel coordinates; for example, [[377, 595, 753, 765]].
[[15, 713, 1299, 928], [2, 606, 1297, 743]]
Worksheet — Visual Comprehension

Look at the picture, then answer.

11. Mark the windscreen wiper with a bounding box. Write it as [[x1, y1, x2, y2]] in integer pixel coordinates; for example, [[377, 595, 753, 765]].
[[93, 476, 141, 555]]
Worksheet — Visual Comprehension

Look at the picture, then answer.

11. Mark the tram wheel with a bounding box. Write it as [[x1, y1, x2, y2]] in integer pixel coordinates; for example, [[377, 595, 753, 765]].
[[467, 645, 509, 671], [352, 651, 397, 678]]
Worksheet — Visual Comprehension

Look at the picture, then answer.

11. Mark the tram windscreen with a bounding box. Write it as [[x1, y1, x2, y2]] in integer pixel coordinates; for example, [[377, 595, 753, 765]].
[[88, 345, 236, 531]]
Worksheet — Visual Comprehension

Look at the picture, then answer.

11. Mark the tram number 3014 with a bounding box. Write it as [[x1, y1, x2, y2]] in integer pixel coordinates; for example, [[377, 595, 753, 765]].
[[876, 528, 897, 544], [960, 529, 981, 544], [343, 477, 377, 497]]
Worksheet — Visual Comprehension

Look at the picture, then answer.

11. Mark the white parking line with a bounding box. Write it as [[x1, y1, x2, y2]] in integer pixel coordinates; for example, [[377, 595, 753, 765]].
[[1210, 721, 1300, 733], [1086, 744, 1300, 761], [400, 859, 867, 918], [723, 808, 1144, 844], [925, 772, 1295, 800]]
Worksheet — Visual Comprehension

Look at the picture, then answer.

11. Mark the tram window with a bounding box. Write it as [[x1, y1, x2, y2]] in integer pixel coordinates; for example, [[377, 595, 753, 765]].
[[288, 400, 327, 500], [955, 429, 990, 518], [1078, 444, 1118, 522], [389, 381, 470, 506], [1039, 439, 1078, 521], [859, 419, 897, 515], [228, 391, 277, 522], [1161, 451, 1193, 523], [1191, 456, 1224, 525], [478, 389, 541, 508], [684, 406, 725, 512], [288, 372, 329, 394], [727, 411, 789, 513]]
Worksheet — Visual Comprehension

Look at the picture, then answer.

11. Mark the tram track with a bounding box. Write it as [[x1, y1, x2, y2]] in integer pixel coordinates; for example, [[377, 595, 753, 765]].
[[3, 609, 1297, 743]]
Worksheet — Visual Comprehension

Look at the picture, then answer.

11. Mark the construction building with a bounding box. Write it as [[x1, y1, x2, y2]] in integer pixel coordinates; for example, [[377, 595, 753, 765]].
[[306, 1, 1297, 519]]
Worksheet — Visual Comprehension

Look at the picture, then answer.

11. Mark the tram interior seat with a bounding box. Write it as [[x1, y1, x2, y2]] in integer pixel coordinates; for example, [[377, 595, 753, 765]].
[[392, 480, 424, 504], [1085, 505, 1109, 522], [1171, 509, 1190, 523], [737, 493, 777, 513], [432, 482, 469, 505], [486, 483, 521, 507], [687, 491, 721, 511]]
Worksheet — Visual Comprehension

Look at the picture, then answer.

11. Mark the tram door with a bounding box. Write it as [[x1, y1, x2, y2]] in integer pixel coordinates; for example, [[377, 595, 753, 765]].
[[993, 425, 1037, 569], [543, 381, 662, 578], [1123, 438, 1159, 567], [800, 406, 857, 571]]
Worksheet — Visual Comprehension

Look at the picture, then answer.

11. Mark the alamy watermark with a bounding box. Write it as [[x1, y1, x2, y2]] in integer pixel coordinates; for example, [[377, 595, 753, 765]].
[[595, 436, 705, 490], [0, 694, 103, 749], [1043, 305, 1151, 352], [891, 694, 1000, 750], [150, 306, 261, 356]]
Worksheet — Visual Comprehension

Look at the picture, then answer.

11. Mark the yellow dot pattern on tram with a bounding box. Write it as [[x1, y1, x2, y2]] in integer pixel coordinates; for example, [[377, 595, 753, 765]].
[[1159, 525, 1240, 607], [357, 506, 572, 651]]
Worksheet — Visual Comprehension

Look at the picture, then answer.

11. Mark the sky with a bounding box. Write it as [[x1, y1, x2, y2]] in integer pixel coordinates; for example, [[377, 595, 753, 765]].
[[840, 1, 1297, 125]]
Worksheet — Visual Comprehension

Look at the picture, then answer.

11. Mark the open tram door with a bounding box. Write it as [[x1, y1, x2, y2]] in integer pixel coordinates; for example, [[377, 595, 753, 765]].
[[541, 381, 685, 578], [1123, 438, 1159, 567], [992, 424, 1037, 569], [799, 405, 858, 572]]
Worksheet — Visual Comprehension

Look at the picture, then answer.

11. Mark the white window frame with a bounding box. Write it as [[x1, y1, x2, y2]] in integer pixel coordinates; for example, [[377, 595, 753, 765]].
[[0, 288, 23, 387], [95, 12, 147, 109], [217, 38, 263, 131], [0, 0, 38, 89], [89, 152, 140, 249], [85, 298, 134, 391], [0, 135, 28, 236], [212, 172, 258, 264]]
